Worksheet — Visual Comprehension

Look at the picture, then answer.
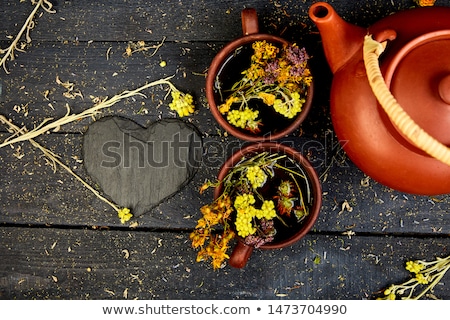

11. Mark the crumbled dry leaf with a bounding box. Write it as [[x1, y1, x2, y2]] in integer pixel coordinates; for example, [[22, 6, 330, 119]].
[[338, 200, 353, 214], [276, 293, 288, 297], [12, 145, 24, 159], [106, 46, 112, 60], [123, 37, 166, 57], [130, 273, 143, 285], [42, 89, 50, 100], [56, 75, 74, 91], [56, 76, 83, 100], [342, 230, 356, 239], [360, 176, 370, 187], [104, 289, 115, 296], [71, 155, 83, 163], [129, 221, 139, 228]]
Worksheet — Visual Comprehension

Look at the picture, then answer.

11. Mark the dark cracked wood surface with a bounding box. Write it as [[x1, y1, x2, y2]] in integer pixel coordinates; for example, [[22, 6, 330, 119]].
[[1, 0, 450, 300]]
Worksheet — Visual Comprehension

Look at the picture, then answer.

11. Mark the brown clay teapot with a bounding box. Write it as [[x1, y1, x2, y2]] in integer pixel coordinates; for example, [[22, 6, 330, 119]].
[[309, 2, 450, 195]]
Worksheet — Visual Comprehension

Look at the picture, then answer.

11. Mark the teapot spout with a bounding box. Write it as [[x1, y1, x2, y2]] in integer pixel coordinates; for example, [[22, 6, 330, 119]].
[[309, 2, 367, 74]]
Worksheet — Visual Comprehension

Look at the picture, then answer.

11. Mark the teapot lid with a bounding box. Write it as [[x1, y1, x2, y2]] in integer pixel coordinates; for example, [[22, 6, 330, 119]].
[[384, 30, 450, 146]]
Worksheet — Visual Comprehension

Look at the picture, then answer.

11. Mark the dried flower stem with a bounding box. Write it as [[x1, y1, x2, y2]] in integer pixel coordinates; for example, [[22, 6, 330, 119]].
[[0, 0, 55, 74], [0, 115, 121, 213], [0, 76, 176, 149], [124, 37, 166, 57], [379, 254, 450, 300]]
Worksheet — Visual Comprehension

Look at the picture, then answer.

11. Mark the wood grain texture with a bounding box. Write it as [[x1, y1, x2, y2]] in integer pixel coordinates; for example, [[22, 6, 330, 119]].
[[1, 0, 450, 299], [1, 226, 449, 299]]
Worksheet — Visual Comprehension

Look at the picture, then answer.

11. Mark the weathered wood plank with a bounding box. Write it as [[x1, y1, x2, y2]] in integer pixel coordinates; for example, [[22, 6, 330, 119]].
[[2, 0, 449, 43], [0, 41, 217, 134], [0, 226, 449, 299], [0, 41, 332, 137], [2, 0, 450, 302], [1, 133, 449, 235], [0, 40, 330, 136]]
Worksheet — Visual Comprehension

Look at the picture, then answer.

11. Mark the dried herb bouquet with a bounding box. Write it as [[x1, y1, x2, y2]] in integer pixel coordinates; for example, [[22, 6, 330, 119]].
[[190, 150, 313, 269], [216, 40, 312, 133]]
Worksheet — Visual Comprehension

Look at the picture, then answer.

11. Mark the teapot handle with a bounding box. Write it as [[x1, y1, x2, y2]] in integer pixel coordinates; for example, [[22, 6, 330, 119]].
[[364, 35, 450, 167]]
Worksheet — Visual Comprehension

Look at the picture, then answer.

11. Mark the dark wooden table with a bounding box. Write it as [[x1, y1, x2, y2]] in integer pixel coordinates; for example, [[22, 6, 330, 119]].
[[1, 0, 450, 300]]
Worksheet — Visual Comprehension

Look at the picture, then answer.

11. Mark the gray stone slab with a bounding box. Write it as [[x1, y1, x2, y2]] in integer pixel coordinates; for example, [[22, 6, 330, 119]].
[[83, 116, 203, 216]]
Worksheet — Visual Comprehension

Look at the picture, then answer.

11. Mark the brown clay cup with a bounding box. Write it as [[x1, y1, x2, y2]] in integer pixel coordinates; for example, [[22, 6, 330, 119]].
[[214, 142, 322, 268], [205, 8, 314, 141]]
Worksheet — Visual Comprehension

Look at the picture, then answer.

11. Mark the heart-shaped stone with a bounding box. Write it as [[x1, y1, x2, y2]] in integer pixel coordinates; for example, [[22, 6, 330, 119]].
[[83, 116, 203, 217]]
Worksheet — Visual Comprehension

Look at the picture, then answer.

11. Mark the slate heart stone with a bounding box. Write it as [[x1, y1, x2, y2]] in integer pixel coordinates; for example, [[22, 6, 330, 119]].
[[83, 116, 203, 217]]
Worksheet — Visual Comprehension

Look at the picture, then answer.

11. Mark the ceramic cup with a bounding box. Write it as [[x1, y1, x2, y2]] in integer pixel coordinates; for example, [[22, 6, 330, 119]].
[[205, 8, 314, 141], [214, 142, 322, 268]]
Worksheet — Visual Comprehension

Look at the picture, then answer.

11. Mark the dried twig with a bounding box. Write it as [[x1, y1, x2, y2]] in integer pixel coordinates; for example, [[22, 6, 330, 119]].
[[0, 76, 177, 149], [0, 115, 121, 213], [123, 37, 166, 57], [0, 0, 55, 74]]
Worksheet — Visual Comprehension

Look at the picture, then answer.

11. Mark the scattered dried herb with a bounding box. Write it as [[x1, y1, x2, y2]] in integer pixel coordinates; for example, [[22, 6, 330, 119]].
[[0, 0, 55, 73]]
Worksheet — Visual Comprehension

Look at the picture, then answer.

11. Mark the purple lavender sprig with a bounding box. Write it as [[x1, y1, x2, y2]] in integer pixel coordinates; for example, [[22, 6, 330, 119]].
[[286, 46, 309, 65], [243, 218, 276, 248]]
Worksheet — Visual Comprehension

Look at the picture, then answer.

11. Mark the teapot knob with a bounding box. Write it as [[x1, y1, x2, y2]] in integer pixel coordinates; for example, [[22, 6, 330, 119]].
[[438, 74, 450, 105]]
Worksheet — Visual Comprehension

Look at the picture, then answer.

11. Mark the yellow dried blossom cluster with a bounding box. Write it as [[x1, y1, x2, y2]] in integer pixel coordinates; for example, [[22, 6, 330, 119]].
[[169, 90, 195, 117], [405, 260, 425, 274], [118, 207, 133, 224], [273, 92, 305, 118], [226, 107, 260, 133], [190, 195, 235, 270], [234, 194, 276, 237], [246, 165, 267, 189]]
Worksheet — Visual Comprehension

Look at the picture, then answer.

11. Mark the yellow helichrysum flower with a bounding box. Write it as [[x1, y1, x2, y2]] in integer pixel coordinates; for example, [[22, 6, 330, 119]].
[[168, 90, 195, 117], [234, 194, 259, 237], [234, 193, 256, 209], [260, 200, 277, 219], [235, 208, 256, 237], [118, 207, 132, 224], [246, 165, 267, 189], [405, 260, 425, 274], [226, 108, 258, 129], [415, 273, 429, 285]]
